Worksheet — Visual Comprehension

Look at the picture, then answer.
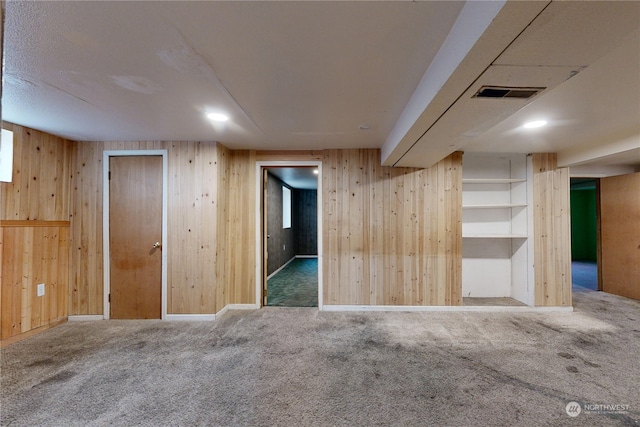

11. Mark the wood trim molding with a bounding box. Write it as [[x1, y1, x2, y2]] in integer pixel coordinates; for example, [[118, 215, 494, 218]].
[[0, 220, 70, 227], [0, 318, 68, 348], [164, 314, 216, 321], [255, 150, 323, 161]]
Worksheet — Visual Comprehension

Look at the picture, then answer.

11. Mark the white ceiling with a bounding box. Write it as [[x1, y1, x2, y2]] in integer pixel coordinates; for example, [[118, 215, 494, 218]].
[[267, 167, 318, 190], [3, 1, 640, 174], [2, 0, 463, 148], [384, 1, 640, 171], [468, 28, 640, 156]]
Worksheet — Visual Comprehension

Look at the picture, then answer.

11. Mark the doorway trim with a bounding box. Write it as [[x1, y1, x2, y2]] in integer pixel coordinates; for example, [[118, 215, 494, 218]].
[[255, 161, 323, 309], [102, 150, 169, 320]]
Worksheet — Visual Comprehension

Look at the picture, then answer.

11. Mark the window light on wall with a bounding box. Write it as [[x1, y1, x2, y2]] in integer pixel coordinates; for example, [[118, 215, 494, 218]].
[[0, 129, 14, 182], [282, 186, 291, 229]]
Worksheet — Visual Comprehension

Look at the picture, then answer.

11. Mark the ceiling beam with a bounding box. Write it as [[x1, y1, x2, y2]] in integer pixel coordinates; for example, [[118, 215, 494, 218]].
[[381, 0, 550, 167]]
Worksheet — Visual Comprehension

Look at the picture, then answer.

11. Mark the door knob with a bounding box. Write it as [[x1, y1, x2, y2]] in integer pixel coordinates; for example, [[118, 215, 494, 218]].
[[153, 242, 162, 249]]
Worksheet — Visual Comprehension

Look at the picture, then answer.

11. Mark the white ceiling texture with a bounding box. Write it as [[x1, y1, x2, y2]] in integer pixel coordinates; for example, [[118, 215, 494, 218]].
[[3, 1, 639, 177]]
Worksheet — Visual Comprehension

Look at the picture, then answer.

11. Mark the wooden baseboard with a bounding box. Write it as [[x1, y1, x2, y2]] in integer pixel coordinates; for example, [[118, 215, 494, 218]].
[[0, 318, 68, 348]]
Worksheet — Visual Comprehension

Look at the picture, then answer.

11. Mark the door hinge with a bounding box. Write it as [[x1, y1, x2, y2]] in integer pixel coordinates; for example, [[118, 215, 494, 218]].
[[108, 293, 111, 303], [108, 171, 111, 180]]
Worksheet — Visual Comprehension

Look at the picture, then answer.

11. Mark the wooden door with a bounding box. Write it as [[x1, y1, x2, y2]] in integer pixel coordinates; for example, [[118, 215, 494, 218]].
[[109, 156, 163, 319], [600, 172, 640, 300]]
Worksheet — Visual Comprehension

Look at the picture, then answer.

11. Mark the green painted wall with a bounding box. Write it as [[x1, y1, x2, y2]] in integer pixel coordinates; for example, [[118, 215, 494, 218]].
[[570, 188, 597, 261]]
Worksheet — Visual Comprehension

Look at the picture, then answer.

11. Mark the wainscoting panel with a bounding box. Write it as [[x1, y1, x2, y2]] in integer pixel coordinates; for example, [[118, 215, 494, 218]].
[[1, 122, 74, 341], [0, 222, 70, 339]]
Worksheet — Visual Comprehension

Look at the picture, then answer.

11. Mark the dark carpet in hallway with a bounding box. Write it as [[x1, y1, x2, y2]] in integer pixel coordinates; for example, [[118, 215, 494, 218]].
[[267, 257, 318, 307]]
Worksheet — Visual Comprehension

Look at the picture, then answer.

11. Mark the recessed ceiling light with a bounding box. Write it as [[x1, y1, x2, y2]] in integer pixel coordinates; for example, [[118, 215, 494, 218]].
[[523, 120, 547, 129], [313, 169, 319, 175], [207, 112, 229, 122]]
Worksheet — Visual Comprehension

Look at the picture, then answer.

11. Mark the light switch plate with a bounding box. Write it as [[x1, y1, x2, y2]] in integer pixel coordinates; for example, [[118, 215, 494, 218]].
[[37, 283, 45, 297]]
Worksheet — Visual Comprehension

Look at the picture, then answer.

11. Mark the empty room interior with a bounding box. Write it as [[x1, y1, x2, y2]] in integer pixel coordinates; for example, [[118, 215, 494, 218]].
[[1, 1, 639, 426]]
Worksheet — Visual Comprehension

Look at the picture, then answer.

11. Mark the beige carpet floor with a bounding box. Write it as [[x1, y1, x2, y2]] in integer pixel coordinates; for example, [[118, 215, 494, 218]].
[[1, 290, 639, 426]]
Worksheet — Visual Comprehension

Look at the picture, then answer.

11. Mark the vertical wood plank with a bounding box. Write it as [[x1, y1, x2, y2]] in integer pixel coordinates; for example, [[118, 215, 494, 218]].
[[58, 226, 70, 322], [1, 228, 16, 337], [1, 123, 73, 222], [221, 149, 256, 305], [323, 150, 338, 305], [370, 149, 384, 305], [215, 144, 230, 311], [532, 153, 571, 307], [443, 153, 459, 305], [350, 150, 364, 304], [20, 221, 34, 332]]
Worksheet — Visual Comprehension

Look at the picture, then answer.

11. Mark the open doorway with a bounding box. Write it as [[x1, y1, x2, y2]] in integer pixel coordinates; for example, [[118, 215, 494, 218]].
[[258, 164, 321, 307], [570, 178, 599, 292]]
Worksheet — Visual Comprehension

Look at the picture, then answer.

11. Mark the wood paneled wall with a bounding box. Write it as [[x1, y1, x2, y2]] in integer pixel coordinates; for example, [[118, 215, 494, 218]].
[[69, 142, 103, 315], [6, 122, 577, 327], [70, 141, 220, 315], [1, 223, 69, 339], [215, 145, 230, 311], [322, 150, 462, 306], [532, 153, 572, 306], [70, 141, 257, 315], [1, 123, 74, 340], [1, 123, 73, 221], [165, 141, 218, 314], [220, 150, 256, 305], [600, 172, 640, 300]]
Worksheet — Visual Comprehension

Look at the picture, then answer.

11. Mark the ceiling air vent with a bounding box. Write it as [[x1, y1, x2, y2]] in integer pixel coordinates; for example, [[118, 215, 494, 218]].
[[473, 86, 545, 99]]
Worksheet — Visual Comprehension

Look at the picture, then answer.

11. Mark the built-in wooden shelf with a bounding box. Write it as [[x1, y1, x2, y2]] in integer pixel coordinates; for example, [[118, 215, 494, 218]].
[[462, 204, 528, 209], [462, 178, 526, 184], [462, 153, 531, 301]]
